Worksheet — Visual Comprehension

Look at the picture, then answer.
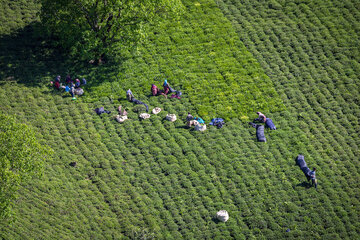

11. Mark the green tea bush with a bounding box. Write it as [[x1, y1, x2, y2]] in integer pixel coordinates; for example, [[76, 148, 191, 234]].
[[1, 0, 360, 238]]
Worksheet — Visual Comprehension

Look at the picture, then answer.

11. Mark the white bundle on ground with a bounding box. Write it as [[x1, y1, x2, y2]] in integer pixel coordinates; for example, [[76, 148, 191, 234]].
[[152, 107, 161, 114], [115, 115, 128, 123], [166, 114, 177, 122], [139, 113, 151, 119], [216, 210, 229, 222], [194, 121, 207, 131], [74, 88, 84, 95]]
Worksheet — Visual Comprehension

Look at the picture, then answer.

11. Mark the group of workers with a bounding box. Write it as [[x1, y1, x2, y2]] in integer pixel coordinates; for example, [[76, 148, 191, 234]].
[[95, 78, 318, 189], [185, 112, 206, 127], [52, 74, 87, 100], [151, 80, 182, 99], [126, 79, 182, 111]]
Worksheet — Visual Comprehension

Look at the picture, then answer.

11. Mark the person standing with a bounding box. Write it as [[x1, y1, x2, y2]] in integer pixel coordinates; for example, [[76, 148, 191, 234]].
[[69, 82, 76, 100], [309, 168, 317, 189], [186, 112, 193, 127]]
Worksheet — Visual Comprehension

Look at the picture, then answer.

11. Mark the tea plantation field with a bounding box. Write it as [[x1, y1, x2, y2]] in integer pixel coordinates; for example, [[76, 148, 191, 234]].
[[1, 0, 359, 239]]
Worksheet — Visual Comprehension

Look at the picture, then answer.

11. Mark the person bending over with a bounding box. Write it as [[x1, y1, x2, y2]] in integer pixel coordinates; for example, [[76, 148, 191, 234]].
[[255, 112, 267, 123]]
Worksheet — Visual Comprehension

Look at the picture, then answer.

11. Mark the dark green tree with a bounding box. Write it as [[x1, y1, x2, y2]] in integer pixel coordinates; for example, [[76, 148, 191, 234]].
[[0, 113, 53, 220], [39, 0, 184, 63]]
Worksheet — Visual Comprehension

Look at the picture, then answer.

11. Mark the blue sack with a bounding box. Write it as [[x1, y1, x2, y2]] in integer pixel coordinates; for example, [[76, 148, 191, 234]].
[[65, 86, 70, 92], [210, 118, 225, 129], [256, 125, 266, 142], [265, 118, 276, 130]]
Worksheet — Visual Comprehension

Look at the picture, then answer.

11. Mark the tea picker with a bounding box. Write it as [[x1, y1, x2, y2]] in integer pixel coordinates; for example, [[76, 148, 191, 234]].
[[254, 112, 266, 123], [65, 82, 77, 100], [163, 79, 181, 99], [151, 84, 167, 98], [295, 155, 318, 189], [253, 112, 277, 130], [126, 89, 149, 112], [53, 75, 61, 89]]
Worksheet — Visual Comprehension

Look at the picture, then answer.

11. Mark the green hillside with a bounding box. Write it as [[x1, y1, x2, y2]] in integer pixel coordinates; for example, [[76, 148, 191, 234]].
[[1, 0, 359, 239]]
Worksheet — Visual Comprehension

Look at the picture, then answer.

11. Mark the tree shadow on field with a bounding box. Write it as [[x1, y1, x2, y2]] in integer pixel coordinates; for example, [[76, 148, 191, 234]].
[[0, 22, 122, 89], [0, 23, 70, 87]]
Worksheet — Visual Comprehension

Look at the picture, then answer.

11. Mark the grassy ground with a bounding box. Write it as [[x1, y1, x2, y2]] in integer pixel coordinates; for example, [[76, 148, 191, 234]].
[[0, 0, 359, 239]]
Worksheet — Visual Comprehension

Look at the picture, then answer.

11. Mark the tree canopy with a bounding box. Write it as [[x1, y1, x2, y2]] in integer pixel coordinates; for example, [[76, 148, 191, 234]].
[[40, 0, 184, 63], [0, 113, 52, 220]]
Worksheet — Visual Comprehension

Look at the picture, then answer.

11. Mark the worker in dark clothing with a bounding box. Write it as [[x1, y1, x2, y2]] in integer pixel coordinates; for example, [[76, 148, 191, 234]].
[[66, 74, 72, 85], [75, 78, 81, 88], [126, 89, 135, 101], [69, 82, 76, 100], [309, 168, 317, 189], [186, 112, 193, 127], [54, 75, 61, 89], [126, 89, 149, 112]]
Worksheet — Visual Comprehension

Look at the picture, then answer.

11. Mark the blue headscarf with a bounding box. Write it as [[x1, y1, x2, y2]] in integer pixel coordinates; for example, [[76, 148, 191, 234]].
[[163, 79, 168, 86]]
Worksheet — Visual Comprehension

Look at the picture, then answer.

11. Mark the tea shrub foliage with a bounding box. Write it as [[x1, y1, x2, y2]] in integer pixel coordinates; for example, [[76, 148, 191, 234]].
[[1, 0, 360, 239]]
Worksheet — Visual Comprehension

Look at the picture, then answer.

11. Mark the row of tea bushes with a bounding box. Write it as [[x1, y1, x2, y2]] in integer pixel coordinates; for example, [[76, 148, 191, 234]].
[[217, 0, 360, 238]]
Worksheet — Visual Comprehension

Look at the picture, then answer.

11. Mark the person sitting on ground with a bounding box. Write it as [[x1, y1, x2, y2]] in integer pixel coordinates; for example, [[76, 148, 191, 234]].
[[163, 80, 170, 95], [151, 84, 159, 96], [186, 112, 193, 127], [151, 84, 167, 98], [75, 78, 81, 88], [309, 168, 317, 189], [187, 116, 205, 128], [255, 112, 267, 123], [66, 74, 72, 85], [118, 105, 128, 116], [54, 75, 61, 89], [163, 79, 177, 94]]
